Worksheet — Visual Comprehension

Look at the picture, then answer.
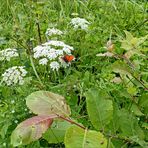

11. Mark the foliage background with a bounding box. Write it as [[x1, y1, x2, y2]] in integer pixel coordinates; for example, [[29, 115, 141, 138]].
[[0, 0, 147, 147]]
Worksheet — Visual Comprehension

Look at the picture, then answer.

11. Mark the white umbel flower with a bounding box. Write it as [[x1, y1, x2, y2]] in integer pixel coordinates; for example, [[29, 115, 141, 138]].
[[45, 28, 63, 36], [0, 48, 19, 61], [50, 61, 60, 71], [33, 40, 74, 71], [33, 40, 74, 69], [33, 46, 51, 59], [43, 40, 74, 50], [1, 66, 27, 86], [39, 58, 48, 65], [33, 41, 74, 60], [70, 17, 90, 30], [47, 48, 58, 60]]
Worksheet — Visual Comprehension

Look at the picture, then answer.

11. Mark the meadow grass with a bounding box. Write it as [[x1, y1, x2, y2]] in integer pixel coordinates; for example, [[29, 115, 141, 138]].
[[0, 0, 147, 147]]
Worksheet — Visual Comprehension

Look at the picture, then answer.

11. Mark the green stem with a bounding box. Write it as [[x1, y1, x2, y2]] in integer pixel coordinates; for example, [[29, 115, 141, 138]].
[[29, 55, 44, 87]]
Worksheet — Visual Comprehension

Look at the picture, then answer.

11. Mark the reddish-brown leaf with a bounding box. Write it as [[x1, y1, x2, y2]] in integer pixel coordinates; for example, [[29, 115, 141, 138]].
[[11, 115, 57, 146]]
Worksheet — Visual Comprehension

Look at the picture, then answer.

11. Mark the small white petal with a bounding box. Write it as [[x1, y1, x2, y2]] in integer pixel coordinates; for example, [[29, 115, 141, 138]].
[[50, 61, 60, 71], [39, 58, 48, 65]]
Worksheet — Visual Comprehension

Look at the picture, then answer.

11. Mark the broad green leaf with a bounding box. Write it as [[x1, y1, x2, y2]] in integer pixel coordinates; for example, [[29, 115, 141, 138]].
[[43, 120, 72, 144], [85, 88, 113, 130], [107, 103, 120, 134], [11, 115, 54, 146], [111, 61, 132, 76], [26, 91, 71, 116], [117, 109, 144, 140], [64, 126, 107, 148]]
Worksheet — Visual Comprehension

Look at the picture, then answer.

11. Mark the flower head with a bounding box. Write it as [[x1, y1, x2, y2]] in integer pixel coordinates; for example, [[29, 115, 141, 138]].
[[1, 66, 27, 86], [70, 17, 90, 30], [50, 61, 60, 71], [39, 58, 48, 65], [45, 28, 63, 37], [0, 48, 18, 61], [33, 40, 74, 70]]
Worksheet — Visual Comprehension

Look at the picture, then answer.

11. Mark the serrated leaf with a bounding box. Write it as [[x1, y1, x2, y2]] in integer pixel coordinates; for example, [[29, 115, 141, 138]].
[[85, 88, 113, 130], [26, 91, 71, 116], [121, 31, 148, 51], [121, 31, 134, 50], [11, 115, 54, 146], [64, 126, 107, 148], [43, 120, 72, 144], [124, 31, 134, 41]]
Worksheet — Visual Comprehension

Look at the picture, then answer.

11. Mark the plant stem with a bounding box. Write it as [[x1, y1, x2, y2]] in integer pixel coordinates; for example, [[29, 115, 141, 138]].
[[131, 74, 148, 91], [57, 115, 86, 130], [36, 14, 42, 44], [29, 55, 44, 87]]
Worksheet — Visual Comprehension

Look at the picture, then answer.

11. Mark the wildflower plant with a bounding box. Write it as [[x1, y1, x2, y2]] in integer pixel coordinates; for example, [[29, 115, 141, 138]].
[[33, 40, 74, 71], [0, 0, 147, 148], [1, 66, 27, 86], [70, 17, 90, 31], [45, 28, 63, 37], [0, 48, 19, 61]]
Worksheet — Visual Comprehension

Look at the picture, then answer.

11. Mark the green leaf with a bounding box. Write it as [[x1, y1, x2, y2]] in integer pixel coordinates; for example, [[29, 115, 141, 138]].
[[64, 126, 107, 148], [121, 31, 134, 50], [142, 122, 148, 130], [121, 31, 147, 51], [117, 109, 144, 140], [129, 136, 148, 148], [11, 115, 54, 146], [85, 88, 113, 130], [131, 104, 144, 116], [26, 91, 71, 116], [0, 121, 11, 139], [138, 93, 148, 115], [127, 86, 137, 96], [43, 120, 72, 144], [138, 93, 148, 106], [111, 61, 132, 76]]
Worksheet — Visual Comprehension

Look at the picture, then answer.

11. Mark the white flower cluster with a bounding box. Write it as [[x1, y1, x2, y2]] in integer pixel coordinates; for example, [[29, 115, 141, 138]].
[[0, 48, 19, 61], [1, 66, 27, 86], [45, 28, 63, 37], [70, 17, 90, 30], [33, 40, 74, 71]]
